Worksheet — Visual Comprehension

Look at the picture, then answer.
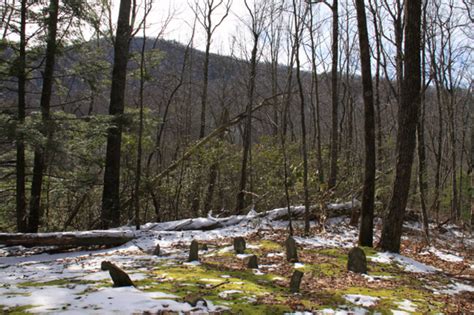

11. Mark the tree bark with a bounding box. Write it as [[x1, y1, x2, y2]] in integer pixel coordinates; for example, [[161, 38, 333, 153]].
[[236, 29, 258, 214], [101, 0, 132, 229], [328, 0, 339, 189], [355, 0, 376, 247], [380, 0, 422, 253], [28, 0, 59, 233], [417, 1, 430, 242], [16, 0, 27, 232], [292, 0, 310, 235], [308, 3, 324, 184]]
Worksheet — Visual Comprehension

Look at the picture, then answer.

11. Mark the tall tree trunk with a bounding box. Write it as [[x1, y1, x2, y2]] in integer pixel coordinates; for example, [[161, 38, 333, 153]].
[[203, 108, 228, 213], [199, 36, 211, 139], [16, 0, 27, 232], [308, 4, 324, 184], [417, 1, 430, 242], [292, 0, 310, 235], [368, 1, 383, 168], [101, 0, 132, 229], [355, 0, 376, 247], [470, 94, 474, 229], [236, 31, 258, 214], [328, 0, 339, 189], [28, 0, 59, 233], [380, 0, 422, 253], [134, 16, 148, 231], [448, 93, 458, 222], [394, 0, 403, 104]]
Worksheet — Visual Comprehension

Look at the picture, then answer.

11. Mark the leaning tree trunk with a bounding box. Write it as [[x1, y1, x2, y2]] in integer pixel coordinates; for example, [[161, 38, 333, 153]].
[[355, 0, 376, 247], [28, 0, 59, 233], [101, 0, 132, 229], [380, 0, 422, 253]]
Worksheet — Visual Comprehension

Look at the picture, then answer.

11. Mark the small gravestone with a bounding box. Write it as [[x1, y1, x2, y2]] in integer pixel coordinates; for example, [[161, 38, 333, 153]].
[[290, 270, 304, 293], [189, 240, 199, 262], [285, 236, 298, 262], [153, 243, 160, 256], [184, 294, 207, 307], [234, 237, 246, 254], [101, 261, 135, 287], [347, 247, 367, 274], [246, 255, 258, 269]]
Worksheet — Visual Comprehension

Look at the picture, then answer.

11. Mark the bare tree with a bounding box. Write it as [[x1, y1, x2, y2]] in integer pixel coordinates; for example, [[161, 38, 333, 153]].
[[291, 0, 310, 234], [235, 0, 269, 213], [192, 0, 232, 138], [190, 0, 231, 215], [28, 0, 59, 233], [308, 0, 340, 190], [134, 0, 153, 230], [355, 0, 376, 247], [380, 0, 422, 253], [101, 0, 132, 228]]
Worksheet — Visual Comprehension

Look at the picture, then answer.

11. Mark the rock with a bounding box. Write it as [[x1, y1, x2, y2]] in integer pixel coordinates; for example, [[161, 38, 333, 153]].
[[201, 243, 208, 251], [100, 261, 135, 287], [233, 237, 246, 254], [347, 247, 367, 274], [290, 270, 304, 293], [153, 243, 160, 256], [285, 236, 298, 262], [246, 255, 258, 269], [184, 294, 207, 307], [189, 240, 199, 262]]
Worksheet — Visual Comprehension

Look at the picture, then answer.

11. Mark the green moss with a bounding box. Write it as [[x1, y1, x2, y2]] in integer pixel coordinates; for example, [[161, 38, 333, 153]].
[[0, 304, 35, 314], [360, 246, 378, 257], [316, 248, 347, 259], [135, 264, 298, 313], [258, 240, 283, 252]]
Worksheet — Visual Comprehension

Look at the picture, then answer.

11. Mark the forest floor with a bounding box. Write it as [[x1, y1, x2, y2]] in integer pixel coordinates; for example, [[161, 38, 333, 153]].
[[0, 208, 473, 314]]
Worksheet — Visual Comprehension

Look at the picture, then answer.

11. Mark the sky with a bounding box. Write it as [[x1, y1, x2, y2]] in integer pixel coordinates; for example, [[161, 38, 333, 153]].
[[123, 0, 250, 55]]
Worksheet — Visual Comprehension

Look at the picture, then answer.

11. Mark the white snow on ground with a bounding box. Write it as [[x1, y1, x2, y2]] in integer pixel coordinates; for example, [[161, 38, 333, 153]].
[[423, 246, 464, 263], [369, 252, 438, 273], [343, 294, 379, 307], [317, 307, 370, 314], [361, 274, 393, 282], [393, 299, 417, 312], [0, 285, 221, 314], [218, 290, 243, 299], [436, 281, 474, 295]]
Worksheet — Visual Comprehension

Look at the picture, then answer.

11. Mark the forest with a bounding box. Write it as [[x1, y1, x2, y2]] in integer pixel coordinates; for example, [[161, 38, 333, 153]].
[[0, 0, 473, 314]]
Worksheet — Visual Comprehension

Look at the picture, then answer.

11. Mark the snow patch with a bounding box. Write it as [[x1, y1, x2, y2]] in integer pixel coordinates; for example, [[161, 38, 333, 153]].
[[343, 294, 379, 307], [394, 299, 417, 312], [426, 247, 463, 263], [437, 281, 474, 295], [369, 252, 438, 273]]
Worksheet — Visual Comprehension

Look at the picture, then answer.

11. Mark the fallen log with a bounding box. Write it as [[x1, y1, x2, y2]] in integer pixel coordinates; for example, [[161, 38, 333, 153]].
[[146, 201, 362, 232], [0, 231, 135, 248]]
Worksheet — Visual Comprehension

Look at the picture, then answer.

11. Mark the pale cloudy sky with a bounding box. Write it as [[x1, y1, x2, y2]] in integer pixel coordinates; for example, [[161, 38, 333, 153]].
[[123, 0, 250, 54]]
